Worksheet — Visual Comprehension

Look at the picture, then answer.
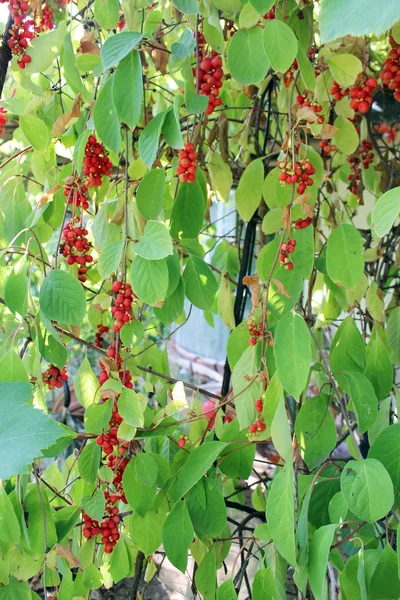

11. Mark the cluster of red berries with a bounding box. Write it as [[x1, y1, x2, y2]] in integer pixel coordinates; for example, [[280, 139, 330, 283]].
[[226, 21, 235, 37], [248, 318, 263, 346], [277, 158, 316, 195], [296, 94, 324, 124], [279, 238, 296, 270], [375, 122, 398, 143], [349, 78, 377, 114], [283, 59, 298, 87], [254, 398, 263, 413], [60, 218, 93, 282], [99, 342, 133, 388], [263, 5, 275, 19], [83, 135, 112, 188], [96, 401, 127, 456], [1, 0, 35, 68], [106, 455, 129, 498], [177, 142, 198, 183], [360, 139, 374, 169], [63, 178, 89, 211], [37, 3, 53, 32], [195, 52, 223, 115], [42, 364, 68, 390], [111, 281, 133, 332], [95, 324, 109, 348], [248, 418, 266, 437], [294, 217, 312, 230], [82, 492, 121, 553], [380, 39, 400, 102], [319, 140, 337, 157], [347, 156, 361, 195], [329, 80, 349, 101], [0, 107, 7, 136]]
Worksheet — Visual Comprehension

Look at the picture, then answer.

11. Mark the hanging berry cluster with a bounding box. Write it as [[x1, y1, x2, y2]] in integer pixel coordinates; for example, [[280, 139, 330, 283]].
[[111, 281, 133, 332], [349, 78, 377, 114], [95, 324, 109, 348], [360, 139, 374, 169], [177, 142, 198, 183], [99, 342, 133, 388], [82, 491, 123, 554], [248, 401, 266, 438], [37, 3, 53, 32], [283, 60, 298, 87], [248, 317, 263, 346], [42, 364, 68, 390], [60, 217, 93, 282], [277, 158, 316, 195], [319, 140, 337, 157], [63, 177, 89, 211], [347, 156, 362, 195], [196, 52, 223, 115], [296, 94, 324, 124], [83, 135, 112, 188], [294, 217, 312, 230], [0, 107, 7, 136], [380, 38, 400, 102], [1, 0, 35, 68], [329, 81, 349, 101], [96, 402, 127, 456], [279, 238, 296, 270]]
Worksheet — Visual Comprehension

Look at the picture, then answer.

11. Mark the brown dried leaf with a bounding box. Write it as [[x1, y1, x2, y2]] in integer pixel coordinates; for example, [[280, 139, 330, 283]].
[[100, 387, 120, 399], [147, 40, 169, 75], [272, 278, 292, 298], [281, 206, 291, 229], [293, 193, 314, 218], [218, 112, 229, 162], [92, 303, 104, 312], [243, 85, 254, 99], [30, 0, 41, 12], [63, 175, 75, 186], [251, 282, 261, 307], [55, 544, 80, 568], [71, 93, 83, 118], [99, 356, 117, 374], [281, 130, 290, 152], [111, 203, 125, 225], [243, 275, 259, 286], [52, 95, 82, 136], [79, 31, 100, 55], [38, 184, 62, 208], [315, 123, 338, 140], [296, 106, 320, 123]]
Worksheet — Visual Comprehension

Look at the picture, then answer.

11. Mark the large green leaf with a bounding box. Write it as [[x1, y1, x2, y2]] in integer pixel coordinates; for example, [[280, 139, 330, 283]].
[[263, 19, 298, 74], [295, 396, 337, 469], [308, 524, 337, 600], [235, 158, 264, 222], [162, 499, 194, 573], [182, 256, 218, 310], [228, 27, 270, 85], [78, 441, 101, 485], [330, 316, 366, 374], [187, 479, 227, 537], [19, 115, 49, 152], [25, 484, 57, 556], [340, 459, 394, 523], [327, 54, 362, 88], [130, 501, 167, 555], [371, 187, 400, 238], [0, 488, 20, 544], [170, 180, 206, 239], [364, 335, 393, 400], [266, 461, 296, 566], [94, 0, 119, 29], [100, 31, 144, 70], [333, 117, 359, 155], [93, 75, 121, 154], [40, 269, 86, 326], [336, 371, 378, 434], [274, 311, 312, 400], [0, 382, 64, 478], [232, 345, 260, 430], [136, 168, 165, 220], [133, 221, 173, 260], [326, 224, 364, 289], [138, 110, 168, 168], [130, 256, 169, 305], [113, 50, 143, 129], [74, 357, 100, 409], [369, 424, 400, 493]]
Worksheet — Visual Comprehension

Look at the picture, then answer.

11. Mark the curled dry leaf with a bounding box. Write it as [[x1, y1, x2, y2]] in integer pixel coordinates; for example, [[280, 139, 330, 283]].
[[55, 544, 80, 568], [294, 192, 314, 218], [70, 325, 81, 339], [272, 278, 292, 298], [99, 356, 118, 375], [315, 123, 338, 140], [79, 31, 100, 55], [218, 112, 229, 163], [281, 206, 291, 230], [251, 282, 261, 307], [243, 274, 259, 286], [52, 93, 83, 136], [147, 40, 169, 75], [296, 106, 320, 123], [37, 184, 62, 208]]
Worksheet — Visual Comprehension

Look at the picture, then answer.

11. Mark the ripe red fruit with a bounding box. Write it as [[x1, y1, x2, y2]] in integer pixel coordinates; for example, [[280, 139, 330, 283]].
[[177, 437, 186, 448], [202, 399, 217, 429], [177, 143, 198, 183]]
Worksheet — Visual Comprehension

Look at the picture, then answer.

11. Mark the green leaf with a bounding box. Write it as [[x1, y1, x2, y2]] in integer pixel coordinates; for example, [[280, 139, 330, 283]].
[[133, 221, 173, 260], [63, 32, 83, 94], [109, 538, 130, 583], [53, 505, 81, 542], [162, 499, 194, 573], [123, 459, 157, 516], [82, 563, 102, 589], [217, 579, 238, 600], [274, 311, 312, 400], [154, 278, 185, 325], [318, 0, 400, 43], [136, 168, 165, 220], [75, 54, 101, 72], [74, 357, 100, 409], [19, 115, 49, 152], [371, 187, 400, 238], [113, 50, 142, 129], [93, 75, 121, 154], [295, 396, 336, 469], [23, 20, 67, 75], [271, 394, 292, 462], [327, 54, 362, 88], [266, 461, 296, 566], [0, 488, 20, 544], [235, 158, 264, 222], [340, 458, 394, 523], [73, 130, 91, 174], [100, 31, 144, 71], [135, 454, 158, 486], [239, 3, 260, 28], [369, 424, 400, 493], [118, 387, 144, 427], [25, 484, 57, 556], [232, 345, 260, 430], [0, 579, 31, 600], [228, 27, 270, 85], [170, 180, 206, 238], [94, 0, 119, 29], [172, 0, 198, 14], [263, 19, 298, 73], [82, 491, 105, 522], [171, 29, 195, 58], [206, 150, 233, 203], [387, 307, 400, 366], [98, 240, 124, 279], [195, 550, 217, 599], [78, 441, 101, 485], [183, 256, 218, 311], [139, 110, 168, 168], [187, 479, 227, 536], [130, 502, 167, 555], [364, 335, 393, 400], [308, 524, 337, 600], [333, 116, 359, 155], [40, 269, 86, 326], [297, 45, 316, 91], [169, 442, 226, 503], [326, 224, 364, 289], [336, 371, 378, 434], [130, 256, 169, 305], [331, 316, 366, 374], [84, 399, 113, 434], [163, 100, 185, 149], [369, 544, 400, 600], [0, 382, 63, 478]]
